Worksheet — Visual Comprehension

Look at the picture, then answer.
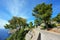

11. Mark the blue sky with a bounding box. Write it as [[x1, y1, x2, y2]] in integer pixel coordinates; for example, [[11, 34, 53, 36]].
[[0, 0, 60, 29]]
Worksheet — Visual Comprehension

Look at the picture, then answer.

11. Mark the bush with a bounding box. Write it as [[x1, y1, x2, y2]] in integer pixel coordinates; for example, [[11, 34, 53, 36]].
[[6, 28, 29, 40], [40, 23, 57, 30], [46, 23, 57, 28], [40, 25, 46, 30], [56, 24, 60, 26], [51, 23, 57, 28]]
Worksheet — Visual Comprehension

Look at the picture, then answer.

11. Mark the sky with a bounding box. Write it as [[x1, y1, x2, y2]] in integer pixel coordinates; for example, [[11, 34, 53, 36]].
[[0, 0, 60, 29]]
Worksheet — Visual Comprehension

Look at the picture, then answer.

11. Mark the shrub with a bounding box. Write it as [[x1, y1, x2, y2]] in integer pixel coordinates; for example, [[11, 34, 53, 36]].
[[47, 23, 57, 28], [6, 28, 29, 40], [56, 24, 60, 26]]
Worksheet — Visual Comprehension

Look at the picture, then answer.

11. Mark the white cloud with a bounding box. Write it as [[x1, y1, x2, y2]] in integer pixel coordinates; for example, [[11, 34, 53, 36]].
[[0, 0, 33, 19], [5, 0, 27, 17], [0, 19, 8, 29]]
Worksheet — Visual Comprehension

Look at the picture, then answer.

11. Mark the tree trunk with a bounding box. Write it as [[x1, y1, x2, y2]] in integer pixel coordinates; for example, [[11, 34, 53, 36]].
[[44, 21, 49, 30]]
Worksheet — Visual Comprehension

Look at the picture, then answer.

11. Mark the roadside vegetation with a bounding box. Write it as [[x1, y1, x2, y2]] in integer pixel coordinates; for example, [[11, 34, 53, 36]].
[[33, 3, 60, 30], [4, 3, 60, 40]]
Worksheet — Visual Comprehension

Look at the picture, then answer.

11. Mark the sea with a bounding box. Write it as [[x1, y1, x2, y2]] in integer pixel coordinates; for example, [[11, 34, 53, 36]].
[[0, 29, 10, 40]]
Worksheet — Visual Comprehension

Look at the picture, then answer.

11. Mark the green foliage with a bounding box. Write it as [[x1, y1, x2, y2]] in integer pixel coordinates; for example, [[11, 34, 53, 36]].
[[32, 3, 52, 29], [29, 22, 33, 28], [46, 23, 56, 28], [33, 3, 52, 21], [41, 26, 46, 30], [41, 23, 56, 30], [53, 13, 60, 23], [34, 19, 40, 26], [6, 28, 29, 40], [4, 16, 27, 29], [51, 23, 57, 28], [4, 16, 29, 40], [56, 24, 60, 26]]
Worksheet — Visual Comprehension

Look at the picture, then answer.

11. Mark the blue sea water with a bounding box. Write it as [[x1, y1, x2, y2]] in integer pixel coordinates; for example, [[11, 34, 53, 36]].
[[0, 29, 10, 40]]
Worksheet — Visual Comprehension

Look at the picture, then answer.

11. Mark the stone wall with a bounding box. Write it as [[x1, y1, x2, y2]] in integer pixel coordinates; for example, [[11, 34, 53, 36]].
[[25, 28, 40, 40], [40, 30, 60, 40], [25, 27, 60, 40]]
